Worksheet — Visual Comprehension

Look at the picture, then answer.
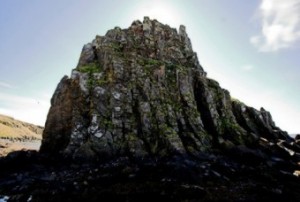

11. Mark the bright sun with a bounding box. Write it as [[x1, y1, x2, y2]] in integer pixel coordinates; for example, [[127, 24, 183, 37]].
[[132, 0, 181, 28]]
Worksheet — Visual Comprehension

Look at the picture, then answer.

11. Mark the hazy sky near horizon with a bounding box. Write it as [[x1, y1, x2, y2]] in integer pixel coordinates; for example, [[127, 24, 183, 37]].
[[0, 0, 300, 135]]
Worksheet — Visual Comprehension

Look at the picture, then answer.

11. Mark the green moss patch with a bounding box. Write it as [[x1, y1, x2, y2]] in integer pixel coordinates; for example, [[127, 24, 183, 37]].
[[78, 63, 102, 74]]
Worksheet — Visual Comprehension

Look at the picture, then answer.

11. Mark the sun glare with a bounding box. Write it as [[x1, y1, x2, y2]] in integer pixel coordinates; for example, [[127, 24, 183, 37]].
[[133, 0, 181, 28]]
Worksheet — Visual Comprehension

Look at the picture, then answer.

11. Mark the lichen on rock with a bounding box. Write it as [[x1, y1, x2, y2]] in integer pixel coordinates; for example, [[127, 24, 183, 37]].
[[40, 17, 292, 161]]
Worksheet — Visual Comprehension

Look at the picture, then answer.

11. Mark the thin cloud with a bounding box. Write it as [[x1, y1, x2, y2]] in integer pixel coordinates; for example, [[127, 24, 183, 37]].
[[0, 92, 50, 126], [251, 0, 300, 52], [241, 65, 254, 71], [0, 92, 49, 108], [0, 81, 14, 89]]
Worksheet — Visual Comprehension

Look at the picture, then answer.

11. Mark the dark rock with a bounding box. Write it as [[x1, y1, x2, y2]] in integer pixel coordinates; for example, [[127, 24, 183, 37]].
[[40, 17, 294, 162]]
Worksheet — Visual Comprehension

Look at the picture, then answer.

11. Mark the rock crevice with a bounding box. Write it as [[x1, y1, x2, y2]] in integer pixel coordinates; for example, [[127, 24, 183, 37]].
[[41, 17, 294, 161]]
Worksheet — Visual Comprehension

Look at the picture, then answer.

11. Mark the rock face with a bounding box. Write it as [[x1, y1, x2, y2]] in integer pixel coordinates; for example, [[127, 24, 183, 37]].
[[40, 17, 293, 161]]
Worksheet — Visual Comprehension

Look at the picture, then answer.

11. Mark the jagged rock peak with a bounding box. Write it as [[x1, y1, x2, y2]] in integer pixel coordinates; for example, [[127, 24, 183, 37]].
[[41, 17, 292, 161], [77, 16, 204, 75]]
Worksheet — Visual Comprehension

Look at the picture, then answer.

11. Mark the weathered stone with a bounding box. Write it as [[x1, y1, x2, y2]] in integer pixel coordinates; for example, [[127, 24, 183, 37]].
[[41, 17, 295, 162]]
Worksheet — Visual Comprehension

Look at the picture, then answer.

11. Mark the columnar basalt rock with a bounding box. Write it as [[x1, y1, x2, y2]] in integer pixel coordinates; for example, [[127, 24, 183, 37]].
[[40, 17, 294, 161]]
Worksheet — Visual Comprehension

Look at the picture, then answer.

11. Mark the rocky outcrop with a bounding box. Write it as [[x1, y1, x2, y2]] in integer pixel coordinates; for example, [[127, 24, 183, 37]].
[[41, 17, 295, 162], [1, 17, 300, 202]]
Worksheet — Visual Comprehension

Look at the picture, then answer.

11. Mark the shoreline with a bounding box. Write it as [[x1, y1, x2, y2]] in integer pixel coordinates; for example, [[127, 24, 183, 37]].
[[0, 138, 41, 157]]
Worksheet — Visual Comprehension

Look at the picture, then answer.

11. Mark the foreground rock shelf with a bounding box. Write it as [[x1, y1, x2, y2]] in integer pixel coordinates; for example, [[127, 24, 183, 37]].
[[0, 150, 300, 201]]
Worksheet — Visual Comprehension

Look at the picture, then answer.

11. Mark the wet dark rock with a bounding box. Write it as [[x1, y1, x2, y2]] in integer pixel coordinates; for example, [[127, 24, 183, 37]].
[[1, 151, 299, 201]]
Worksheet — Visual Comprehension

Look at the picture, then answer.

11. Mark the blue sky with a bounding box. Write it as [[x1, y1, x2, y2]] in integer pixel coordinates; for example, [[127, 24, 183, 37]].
[[0, 0, 299, 135]]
